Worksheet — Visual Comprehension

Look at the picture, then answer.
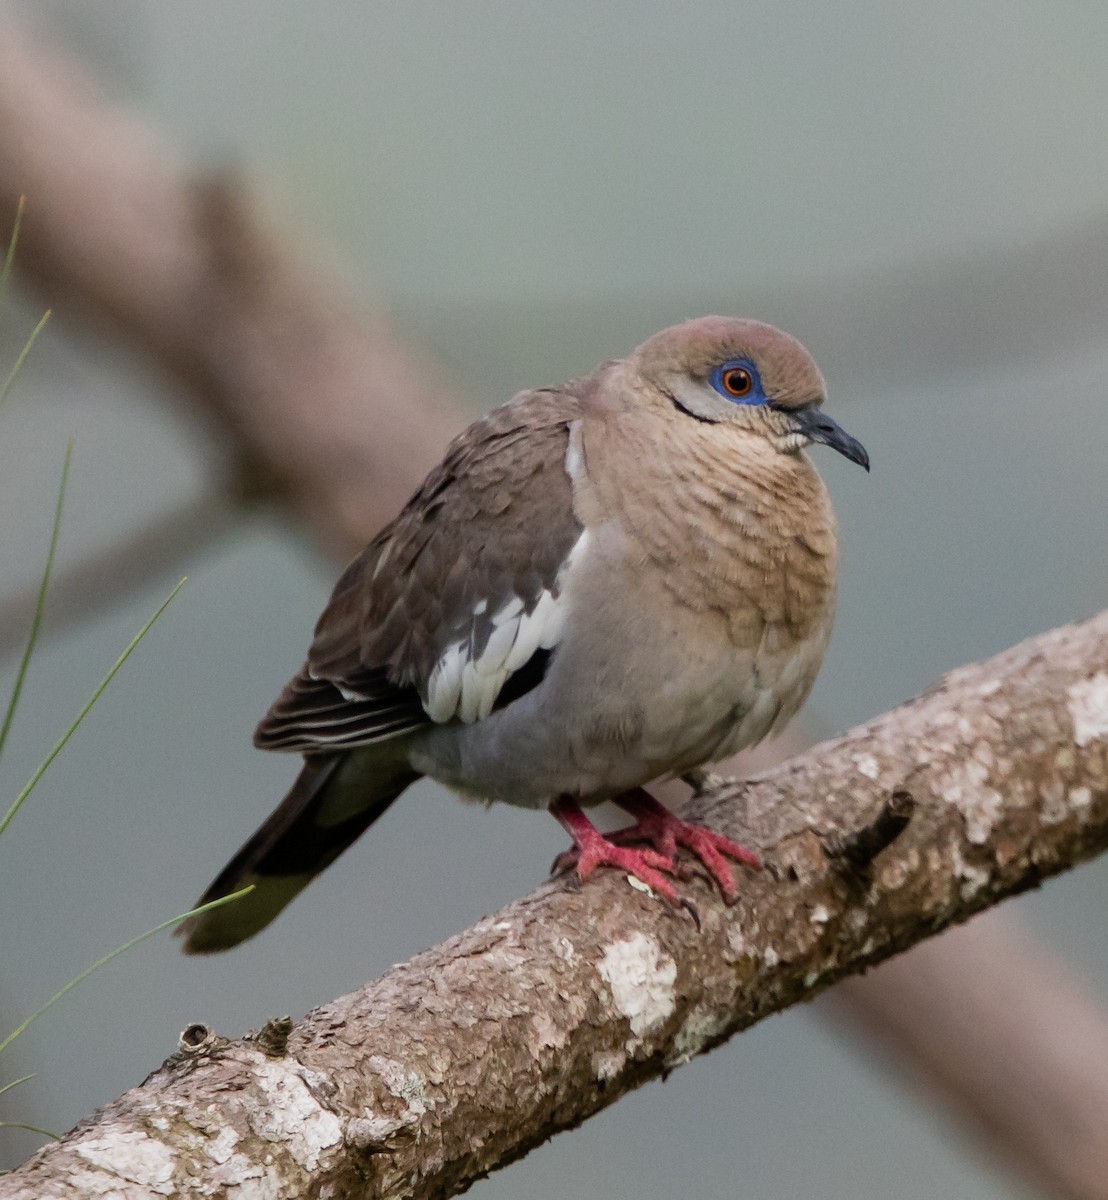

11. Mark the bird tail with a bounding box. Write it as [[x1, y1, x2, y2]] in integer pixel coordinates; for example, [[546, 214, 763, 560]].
[[177, 749, 417, 954]]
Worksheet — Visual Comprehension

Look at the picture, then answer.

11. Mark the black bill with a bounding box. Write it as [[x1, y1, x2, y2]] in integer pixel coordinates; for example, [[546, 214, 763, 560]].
[[791, 406, 869, 471]]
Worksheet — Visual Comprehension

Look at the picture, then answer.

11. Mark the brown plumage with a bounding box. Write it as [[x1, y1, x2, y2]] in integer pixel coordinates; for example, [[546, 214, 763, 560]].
[[180, 317, 867, 952], [256, 390, 583, 750]]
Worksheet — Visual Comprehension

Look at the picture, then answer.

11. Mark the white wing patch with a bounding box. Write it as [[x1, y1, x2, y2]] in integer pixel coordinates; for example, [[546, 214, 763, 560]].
[[424, 531, 591, 724], [333, 679, 373, 703], [424, 643, 467, 722], [564, 420, 585, 484]]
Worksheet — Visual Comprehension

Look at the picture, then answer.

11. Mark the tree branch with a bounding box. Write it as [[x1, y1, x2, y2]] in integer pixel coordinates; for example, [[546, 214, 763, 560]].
[[0, 17, 465, 559], [2, 611, 1105, 1199]]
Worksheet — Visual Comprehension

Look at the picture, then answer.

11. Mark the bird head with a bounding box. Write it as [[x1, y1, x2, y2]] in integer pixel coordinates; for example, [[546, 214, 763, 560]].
[[630, 316, 869, 470]]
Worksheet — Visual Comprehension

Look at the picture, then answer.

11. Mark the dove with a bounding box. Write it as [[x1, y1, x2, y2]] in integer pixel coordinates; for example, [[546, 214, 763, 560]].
[[180, 316, 867, 952]]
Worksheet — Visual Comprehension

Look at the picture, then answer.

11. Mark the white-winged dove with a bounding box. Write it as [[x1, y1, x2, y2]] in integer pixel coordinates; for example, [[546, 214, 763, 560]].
[[180, 316, 867, 953]]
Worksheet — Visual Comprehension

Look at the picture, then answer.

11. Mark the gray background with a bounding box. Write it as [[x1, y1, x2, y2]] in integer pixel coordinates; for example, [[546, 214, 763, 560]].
[[1, 2, 1107, 1195]]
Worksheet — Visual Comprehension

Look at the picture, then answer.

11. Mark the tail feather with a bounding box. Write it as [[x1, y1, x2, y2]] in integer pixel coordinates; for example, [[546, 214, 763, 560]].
[[178, 751, 416, 954]]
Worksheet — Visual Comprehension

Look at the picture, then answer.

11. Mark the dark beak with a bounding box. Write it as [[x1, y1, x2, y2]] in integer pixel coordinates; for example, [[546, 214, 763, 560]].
[[790, 406, 869, 471]]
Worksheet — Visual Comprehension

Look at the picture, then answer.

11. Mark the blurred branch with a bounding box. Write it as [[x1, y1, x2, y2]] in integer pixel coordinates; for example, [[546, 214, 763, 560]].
[[832, 911, 1108, 1200], [0, 16, 465, 561], [2, 612, 1107, 1199], [0, 493, 233, 661]]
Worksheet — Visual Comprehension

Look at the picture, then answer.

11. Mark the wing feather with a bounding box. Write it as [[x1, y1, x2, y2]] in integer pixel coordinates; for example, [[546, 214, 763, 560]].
[[254, 388, 586, 752]]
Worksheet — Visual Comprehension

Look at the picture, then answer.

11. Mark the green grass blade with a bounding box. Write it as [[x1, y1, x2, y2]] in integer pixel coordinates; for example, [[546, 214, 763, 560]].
[[0, 195, 24, 304], [0, 1122, 58, 1140], [0, 885, 254, 1057], [0, 576, 186, 841], [0, 442, 72, 763], [0, 309, 51, 413], [0, 1074, 35, 1098]]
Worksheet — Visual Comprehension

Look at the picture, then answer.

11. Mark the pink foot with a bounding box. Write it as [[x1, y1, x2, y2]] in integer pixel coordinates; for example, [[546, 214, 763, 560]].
[[609, 789, 762, 903], [550, 797, 681, 904]]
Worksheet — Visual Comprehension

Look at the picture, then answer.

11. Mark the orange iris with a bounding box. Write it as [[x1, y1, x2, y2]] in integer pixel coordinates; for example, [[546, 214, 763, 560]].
[[720, 367, 753, 398]]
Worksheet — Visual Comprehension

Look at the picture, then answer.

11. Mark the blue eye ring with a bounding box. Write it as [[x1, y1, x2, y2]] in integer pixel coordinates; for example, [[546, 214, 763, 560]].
[[709, 358, 766, 405]]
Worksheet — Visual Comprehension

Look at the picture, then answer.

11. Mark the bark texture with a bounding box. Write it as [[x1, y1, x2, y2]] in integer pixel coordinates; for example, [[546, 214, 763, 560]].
[[3, 610, 1107, 1199]]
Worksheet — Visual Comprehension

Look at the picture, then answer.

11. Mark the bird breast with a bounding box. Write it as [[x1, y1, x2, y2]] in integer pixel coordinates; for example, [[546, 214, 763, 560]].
[[567, 406, 838, 760], [573, 406, 838, 649]]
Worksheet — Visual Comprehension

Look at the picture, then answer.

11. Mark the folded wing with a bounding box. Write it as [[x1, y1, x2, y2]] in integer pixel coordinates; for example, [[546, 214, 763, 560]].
[[254, 388, 585, 752]]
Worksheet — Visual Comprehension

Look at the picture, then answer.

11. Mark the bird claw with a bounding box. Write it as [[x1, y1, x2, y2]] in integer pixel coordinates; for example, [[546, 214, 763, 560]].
[[669, 821, 763, 904], [552, 838, 681, 905], [679, 896, 701, 930], [549, 794, 760, 911], [606, 793, 762, 904]]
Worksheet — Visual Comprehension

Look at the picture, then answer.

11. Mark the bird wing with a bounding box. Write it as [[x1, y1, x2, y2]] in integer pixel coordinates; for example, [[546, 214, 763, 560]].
[[254, 387, 585, 752]]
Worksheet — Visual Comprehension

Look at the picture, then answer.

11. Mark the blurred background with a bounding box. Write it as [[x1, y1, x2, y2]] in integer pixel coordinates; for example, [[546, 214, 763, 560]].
[[0, 2, 1107, 1196]]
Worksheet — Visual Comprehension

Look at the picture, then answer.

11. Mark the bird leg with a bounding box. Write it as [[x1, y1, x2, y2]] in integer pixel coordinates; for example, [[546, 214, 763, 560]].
[[606, 788, 762, 903], [549, 796, 681, 904]]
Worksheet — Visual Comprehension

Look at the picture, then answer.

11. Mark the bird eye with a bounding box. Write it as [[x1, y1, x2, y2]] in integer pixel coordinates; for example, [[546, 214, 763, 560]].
[[721, 368, 753, 398], [708, 359, 764, 405]]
